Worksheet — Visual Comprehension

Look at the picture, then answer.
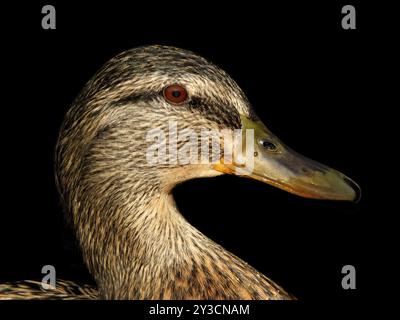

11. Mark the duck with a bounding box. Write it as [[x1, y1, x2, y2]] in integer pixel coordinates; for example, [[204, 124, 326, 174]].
[[0, 45, 360, 300]]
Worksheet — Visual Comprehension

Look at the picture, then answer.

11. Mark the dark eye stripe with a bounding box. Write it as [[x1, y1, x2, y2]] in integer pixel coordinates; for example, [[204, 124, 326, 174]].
[[111, 92, 241, 129], [189, 97, 241, 128], [111, 92, 159, 106]]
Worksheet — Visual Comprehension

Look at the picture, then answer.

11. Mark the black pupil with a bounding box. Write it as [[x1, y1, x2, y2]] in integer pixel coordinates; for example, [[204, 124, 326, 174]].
[[261, 140, 277, 151], [172, 90, 181, 98]]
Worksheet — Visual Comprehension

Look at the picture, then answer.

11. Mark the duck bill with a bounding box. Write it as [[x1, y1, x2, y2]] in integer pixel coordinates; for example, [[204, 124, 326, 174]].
[[213, 116, 361, 202]]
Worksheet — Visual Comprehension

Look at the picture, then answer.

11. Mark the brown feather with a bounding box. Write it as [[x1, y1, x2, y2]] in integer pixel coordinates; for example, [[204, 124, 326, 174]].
[[1, 45, 294, 300]]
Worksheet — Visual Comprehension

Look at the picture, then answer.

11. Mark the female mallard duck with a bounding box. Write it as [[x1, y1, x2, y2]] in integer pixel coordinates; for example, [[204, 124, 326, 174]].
[[0, 45, 360, 300]]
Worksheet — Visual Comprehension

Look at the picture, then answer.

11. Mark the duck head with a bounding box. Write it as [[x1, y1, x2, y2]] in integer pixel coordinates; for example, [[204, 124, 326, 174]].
[[55, 45, 360, 298], [57, 45, 359, 203]]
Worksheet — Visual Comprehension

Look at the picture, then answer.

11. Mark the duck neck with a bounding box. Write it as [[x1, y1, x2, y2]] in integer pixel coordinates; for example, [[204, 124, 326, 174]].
[[78, 181, 206, 299], [76, 176, 290, 300]]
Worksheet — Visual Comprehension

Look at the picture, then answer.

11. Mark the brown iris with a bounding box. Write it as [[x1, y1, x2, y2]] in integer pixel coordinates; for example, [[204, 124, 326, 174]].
[[163, 84, 188, 105]]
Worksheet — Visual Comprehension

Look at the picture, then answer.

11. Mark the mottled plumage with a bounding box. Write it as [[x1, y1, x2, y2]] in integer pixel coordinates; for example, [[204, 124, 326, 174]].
[[0, 280, 97, 300], [2, 45, 300, 299]]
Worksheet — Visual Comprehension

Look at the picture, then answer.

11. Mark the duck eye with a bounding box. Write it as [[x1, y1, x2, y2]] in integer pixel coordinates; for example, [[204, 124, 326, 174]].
[[260, 139, 277, 151], [163, 84, 188, 105]]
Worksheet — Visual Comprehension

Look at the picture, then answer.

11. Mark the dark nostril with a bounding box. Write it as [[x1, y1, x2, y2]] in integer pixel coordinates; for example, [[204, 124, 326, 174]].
[[260, 140, 277, 151], [343, 176, 362, 203]]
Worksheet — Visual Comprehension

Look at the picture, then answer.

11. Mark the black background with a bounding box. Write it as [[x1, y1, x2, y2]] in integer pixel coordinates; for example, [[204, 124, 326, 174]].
[[1, 0, 392, 316]]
